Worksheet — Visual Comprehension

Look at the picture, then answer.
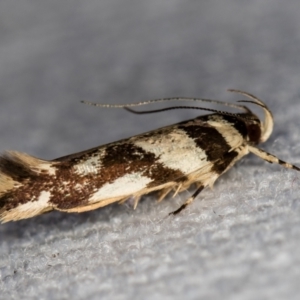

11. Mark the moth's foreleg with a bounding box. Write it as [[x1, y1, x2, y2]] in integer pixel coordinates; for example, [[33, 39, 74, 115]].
[[169, 185, 204, 215], [248, 146, 300, 171]]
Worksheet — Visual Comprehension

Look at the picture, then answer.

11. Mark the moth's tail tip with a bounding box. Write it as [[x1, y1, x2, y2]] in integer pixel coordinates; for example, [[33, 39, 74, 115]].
[[0, 151, 36, 191], [0, 209, 29, 223], [0, 213, 13, 224], [0, 151, 55, 223]]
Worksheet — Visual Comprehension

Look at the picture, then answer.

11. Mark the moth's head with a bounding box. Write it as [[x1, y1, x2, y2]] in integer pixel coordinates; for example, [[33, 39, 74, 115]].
[[241, 113, 263, 145], [228, 90, 274, 145]]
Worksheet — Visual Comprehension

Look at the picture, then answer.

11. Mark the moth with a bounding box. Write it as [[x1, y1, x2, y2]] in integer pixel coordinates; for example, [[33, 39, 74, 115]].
[[0, 89, 298, 223]]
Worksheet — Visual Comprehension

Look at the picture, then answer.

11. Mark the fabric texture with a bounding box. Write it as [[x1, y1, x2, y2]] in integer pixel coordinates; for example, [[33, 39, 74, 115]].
[[1, 1, 300, 299]]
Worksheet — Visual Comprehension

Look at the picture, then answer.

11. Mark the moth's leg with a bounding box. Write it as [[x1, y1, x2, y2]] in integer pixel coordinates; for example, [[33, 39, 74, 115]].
[[157, 187, 172, 202], [119, 195, 141, 209], [248, 146, 300, 171], [118, 197, 129, 204], [172, 183, 182, 198], [169, 185, 204, 215], [133, 196, 141, 209]]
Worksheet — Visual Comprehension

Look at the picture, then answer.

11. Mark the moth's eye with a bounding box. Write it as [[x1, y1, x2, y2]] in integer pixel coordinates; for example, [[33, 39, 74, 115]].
[[247, 123, 261, 143]]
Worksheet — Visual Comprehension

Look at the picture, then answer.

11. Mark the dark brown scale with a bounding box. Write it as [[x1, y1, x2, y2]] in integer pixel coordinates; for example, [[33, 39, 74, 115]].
[[247, 123, 262, 144], [178, 118, 239, 174]]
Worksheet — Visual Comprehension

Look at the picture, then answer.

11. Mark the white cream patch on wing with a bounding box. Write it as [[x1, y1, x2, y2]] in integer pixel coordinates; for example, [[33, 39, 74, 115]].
[[39, 164, 57, 176], [206, 116, 244, 150], [15, 190, 51, 213], [134, 129, 208, 174], [89, 172, 152, 202], [8, 151, 57, 176], [73, 155, 102, 175]]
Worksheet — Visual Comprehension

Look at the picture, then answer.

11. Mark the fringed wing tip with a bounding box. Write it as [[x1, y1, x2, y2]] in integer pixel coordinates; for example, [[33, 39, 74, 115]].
[[0, 151, 56, 223]]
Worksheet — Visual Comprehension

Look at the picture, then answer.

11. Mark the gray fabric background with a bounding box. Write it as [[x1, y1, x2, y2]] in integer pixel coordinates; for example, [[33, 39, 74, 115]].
[[1, 1, 300, 299]]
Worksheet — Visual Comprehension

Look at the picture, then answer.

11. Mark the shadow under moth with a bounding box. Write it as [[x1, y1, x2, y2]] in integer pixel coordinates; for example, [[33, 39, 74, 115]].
[[0, 89, 299, 223]]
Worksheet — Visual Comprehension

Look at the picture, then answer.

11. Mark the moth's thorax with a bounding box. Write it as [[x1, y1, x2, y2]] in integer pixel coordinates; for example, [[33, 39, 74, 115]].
[[194, 113, 262, 145]]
